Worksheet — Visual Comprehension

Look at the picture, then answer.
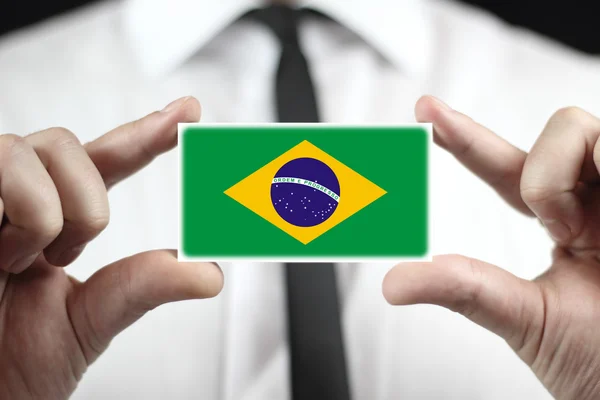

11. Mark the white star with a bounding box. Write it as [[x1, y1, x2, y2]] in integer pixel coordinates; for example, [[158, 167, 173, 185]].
[[304, 197, 306, 199], [290, 210, 293, 212], [308, 200, 311, 202], [291, 193, 293, 195], [276, 185, 278, 187], [304, 207, 306, 209]]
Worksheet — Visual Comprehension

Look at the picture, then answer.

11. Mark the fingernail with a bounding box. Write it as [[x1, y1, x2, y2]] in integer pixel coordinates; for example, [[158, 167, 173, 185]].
[[161, 96, 191, 113], [56, 244, 87, 266], [544, 219, 571, 242], [9, 253, 39, 274], [430, 96, 452, 111]]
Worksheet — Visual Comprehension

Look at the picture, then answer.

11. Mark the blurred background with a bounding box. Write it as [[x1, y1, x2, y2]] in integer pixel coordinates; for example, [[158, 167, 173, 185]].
[[2, 0, 599, 54]]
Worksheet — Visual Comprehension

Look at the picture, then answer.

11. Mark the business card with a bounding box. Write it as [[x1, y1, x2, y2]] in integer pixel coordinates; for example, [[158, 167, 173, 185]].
[[178, 123, 431, 262]]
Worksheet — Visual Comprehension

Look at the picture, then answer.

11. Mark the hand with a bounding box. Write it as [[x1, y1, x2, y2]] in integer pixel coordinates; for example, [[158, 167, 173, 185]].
[[383, 96, 600, 400], [0, 97, 224, 399]]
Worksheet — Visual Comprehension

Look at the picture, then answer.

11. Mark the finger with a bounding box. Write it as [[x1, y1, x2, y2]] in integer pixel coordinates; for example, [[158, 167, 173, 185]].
[[25, 128, 110, 266], [415, 95, 533, 216], [0, 135, 63, 273], [85, 96, 201, 189], [66, 250, 223, 364], [520, 107, 600, 243], [382, 254, 545, 365]]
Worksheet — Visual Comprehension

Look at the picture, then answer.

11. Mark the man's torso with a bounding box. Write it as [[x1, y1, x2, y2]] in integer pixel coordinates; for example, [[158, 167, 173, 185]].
[[1, 1, 599, 398]]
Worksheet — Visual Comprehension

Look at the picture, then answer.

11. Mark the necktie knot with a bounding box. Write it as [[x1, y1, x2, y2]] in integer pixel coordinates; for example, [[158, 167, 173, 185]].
[[246, 5, 302, 46]]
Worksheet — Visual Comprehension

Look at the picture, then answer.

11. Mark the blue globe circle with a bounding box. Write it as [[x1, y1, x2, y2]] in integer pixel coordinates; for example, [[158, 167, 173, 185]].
[[271, 157, 340, 227]]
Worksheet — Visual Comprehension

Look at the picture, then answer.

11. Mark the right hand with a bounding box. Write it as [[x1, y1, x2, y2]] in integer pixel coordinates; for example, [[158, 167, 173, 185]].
[[0, 96, 224, 400], [384, 96, 600, 400]]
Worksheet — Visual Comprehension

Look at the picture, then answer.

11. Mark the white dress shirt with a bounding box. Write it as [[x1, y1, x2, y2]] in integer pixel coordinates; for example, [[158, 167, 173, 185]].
[[1, 0, 600, 399]]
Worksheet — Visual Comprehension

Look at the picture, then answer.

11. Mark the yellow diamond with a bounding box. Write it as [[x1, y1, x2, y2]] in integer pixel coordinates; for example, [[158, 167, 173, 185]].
[[224, 140, 387, 244]]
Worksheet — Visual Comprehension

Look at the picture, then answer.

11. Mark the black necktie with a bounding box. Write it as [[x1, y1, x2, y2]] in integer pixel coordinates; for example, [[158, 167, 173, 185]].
[[245, 6, 351, 400]]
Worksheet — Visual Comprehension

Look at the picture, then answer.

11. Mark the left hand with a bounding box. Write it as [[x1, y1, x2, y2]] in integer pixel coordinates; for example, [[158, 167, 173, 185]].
[[0, 97, 224, 400], [383, 96, 600, 400]]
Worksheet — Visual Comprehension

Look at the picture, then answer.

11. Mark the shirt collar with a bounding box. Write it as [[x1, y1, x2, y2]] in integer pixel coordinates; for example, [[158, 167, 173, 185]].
[[122, 0, 433, 79]]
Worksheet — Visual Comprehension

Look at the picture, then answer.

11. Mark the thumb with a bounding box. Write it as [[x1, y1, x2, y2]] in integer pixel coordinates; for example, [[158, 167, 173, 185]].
[[66, 250, 223, 364], [383, 254, 545, 364]]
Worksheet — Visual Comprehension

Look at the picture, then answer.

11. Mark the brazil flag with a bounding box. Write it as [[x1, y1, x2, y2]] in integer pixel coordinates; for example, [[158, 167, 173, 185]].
[[179, 124, 430, 261]]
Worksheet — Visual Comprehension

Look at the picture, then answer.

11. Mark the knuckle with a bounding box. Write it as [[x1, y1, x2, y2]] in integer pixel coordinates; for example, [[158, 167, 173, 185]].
[[456, 136, 475, 157], [46, 127, 82, 149], [117, 263, 137, 308], [32, 214, 64, 243], [520, 185, 553, 206], [125, 116, 160, 161], [81, 209, 110, 234], [82, 177, 111, 233], [125, 117, 142, 138], [451, 257, 484, 318], [0, 134, 28, 157], [550, 106, 589, 125], [117, 261, 155, 315]]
